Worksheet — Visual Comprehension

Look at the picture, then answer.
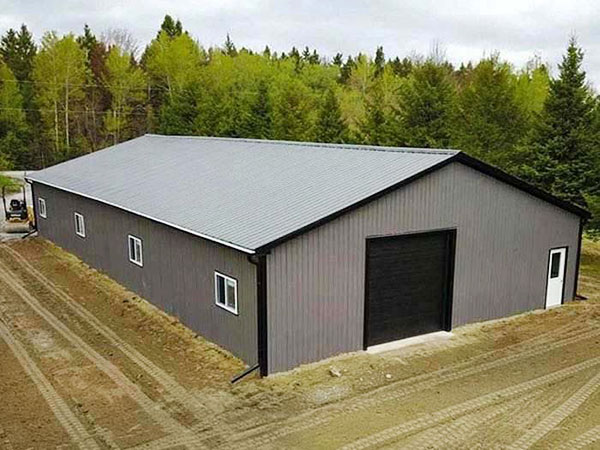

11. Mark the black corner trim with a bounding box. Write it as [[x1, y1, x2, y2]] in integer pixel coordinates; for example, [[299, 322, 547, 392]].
[[453, 153, 591, 219]]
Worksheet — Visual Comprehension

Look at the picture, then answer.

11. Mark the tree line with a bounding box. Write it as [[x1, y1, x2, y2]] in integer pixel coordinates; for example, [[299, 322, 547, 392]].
[[1, 15, 599, 227]]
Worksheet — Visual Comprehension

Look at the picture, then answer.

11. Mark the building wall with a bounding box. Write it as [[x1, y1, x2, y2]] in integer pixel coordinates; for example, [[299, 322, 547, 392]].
[[33, 183, 258, 364], [266, 162, 582, 373]]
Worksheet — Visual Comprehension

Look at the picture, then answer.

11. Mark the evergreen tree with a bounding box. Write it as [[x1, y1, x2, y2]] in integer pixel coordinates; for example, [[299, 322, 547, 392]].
[[263, 45, 271, 59], [0, 62, 29, 168], [158, 15, 183, 38], [339, 56, 355, 84], [453, 56, 527, 169], [158, 84, 199, 135], [399, 60, 456, 148], [374, 46, 385, 78], [525, 38, 599, 205], [389, 56, 413, 77], [359, 79, 395, 146], [271, 76, 315, 141], [315, 88, 347, 143], [0, 25, 36, 167], [0, 25, 36, 83], [224, 34, 237, 56], [239, 81, 271, 139], [332, 53, 343, 66], [77, 24, 97, 64], [302, 46, 311, 61]]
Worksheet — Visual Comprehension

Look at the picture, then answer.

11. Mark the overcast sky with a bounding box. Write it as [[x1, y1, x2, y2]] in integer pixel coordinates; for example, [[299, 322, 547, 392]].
[[1, 0, 599, 87]]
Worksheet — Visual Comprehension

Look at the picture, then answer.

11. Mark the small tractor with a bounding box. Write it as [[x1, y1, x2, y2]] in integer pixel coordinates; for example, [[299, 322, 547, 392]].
[[2, 184, 34, 233]]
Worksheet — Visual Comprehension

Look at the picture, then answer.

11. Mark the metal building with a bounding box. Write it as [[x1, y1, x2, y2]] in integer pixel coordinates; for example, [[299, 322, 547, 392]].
[[27, 135, 589, 374]]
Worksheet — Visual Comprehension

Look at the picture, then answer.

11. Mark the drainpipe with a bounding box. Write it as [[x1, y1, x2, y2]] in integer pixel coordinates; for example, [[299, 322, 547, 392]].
[[231, 252, 268, 383]]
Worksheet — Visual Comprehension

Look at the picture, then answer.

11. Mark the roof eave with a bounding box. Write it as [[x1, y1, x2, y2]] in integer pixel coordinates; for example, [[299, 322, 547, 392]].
[[26, 177, 257, 255]]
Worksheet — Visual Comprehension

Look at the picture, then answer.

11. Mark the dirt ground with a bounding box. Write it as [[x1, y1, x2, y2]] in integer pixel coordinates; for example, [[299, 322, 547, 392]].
[[1, 237, 600, 449]]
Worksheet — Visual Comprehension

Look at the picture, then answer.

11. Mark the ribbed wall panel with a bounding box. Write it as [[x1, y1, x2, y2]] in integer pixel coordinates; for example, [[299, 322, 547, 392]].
[[34, 184, 258, 364], [267, 162, 580, 372]]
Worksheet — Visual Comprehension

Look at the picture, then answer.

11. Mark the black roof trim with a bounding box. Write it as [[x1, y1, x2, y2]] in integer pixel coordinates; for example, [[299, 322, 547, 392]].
[[256, 152, 590, 253]]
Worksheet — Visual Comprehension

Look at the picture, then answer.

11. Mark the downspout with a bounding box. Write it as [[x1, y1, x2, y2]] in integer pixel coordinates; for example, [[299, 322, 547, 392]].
[[231, 252, 269, 383]]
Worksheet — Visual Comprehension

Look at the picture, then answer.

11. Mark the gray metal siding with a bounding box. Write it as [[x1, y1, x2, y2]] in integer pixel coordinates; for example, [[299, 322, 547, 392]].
[[33, 183, 257, 364], [267, 162, 581, 373]]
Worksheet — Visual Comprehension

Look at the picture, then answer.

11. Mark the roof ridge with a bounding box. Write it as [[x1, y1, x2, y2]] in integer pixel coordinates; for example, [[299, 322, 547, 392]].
[[143, 134, 459, 156]]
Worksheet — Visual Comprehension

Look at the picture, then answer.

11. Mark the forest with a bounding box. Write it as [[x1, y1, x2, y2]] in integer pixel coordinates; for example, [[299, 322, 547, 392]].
[[0, 15, 599, 227]]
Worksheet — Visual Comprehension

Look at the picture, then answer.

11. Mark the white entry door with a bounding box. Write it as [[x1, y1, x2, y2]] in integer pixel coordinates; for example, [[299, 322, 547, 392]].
[[545, 247, 567, 308]]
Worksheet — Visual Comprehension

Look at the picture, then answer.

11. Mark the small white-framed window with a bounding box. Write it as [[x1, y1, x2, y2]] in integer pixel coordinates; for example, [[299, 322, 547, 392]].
[[214, 271, 238, 315], [128, 235, 143, 267], [38, 198, 47, 218], [74, 212, 85, 238]]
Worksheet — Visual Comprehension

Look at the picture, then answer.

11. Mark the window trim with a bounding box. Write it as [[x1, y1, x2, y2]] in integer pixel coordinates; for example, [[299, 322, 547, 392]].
[[38, 198, 47, 218], [128, 234, 143, 267], [74, 212, 86, 238], [214, 271, 238, 315]]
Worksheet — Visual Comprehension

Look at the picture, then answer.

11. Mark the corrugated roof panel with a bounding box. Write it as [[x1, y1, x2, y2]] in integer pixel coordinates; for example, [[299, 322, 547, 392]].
[[27, 135, 458, 252]]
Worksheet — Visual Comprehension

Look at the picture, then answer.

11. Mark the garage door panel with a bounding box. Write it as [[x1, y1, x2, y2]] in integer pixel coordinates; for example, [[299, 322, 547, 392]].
[[366, 230, 454, 347]]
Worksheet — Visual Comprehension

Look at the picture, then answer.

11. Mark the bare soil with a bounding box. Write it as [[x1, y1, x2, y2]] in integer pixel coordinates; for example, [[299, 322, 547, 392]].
[[1, 237, 600, 449]]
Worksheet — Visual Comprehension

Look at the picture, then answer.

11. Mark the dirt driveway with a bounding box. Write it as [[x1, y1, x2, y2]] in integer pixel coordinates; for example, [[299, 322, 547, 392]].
[[1, 238, 600, 449]]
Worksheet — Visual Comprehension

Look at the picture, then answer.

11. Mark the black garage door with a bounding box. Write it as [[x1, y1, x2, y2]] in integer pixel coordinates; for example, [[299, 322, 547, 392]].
[[365, 230, 455, 347]]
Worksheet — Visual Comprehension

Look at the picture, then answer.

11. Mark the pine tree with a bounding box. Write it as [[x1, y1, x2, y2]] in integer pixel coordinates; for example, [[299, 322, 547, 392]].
[[526, 37, 599, 205], [399, 60, 456, 148], [0, 62, 29, 168], [77, 24, 97, 64], [332, 53, 343, 66], [315, 88, 347, 143], [339, 56, 355, 84], [453, 56, 527, 169], [271, 76, 315, 141], [263, 45, 271, 59], [0, 25, 36, 167], [374, 46, 385, 78], [158, 15, 183, 38], [1, 25, 36, 83], [239, 81, 271, 139], [359, 81, 394, 146], [389, 56, 412, 77], [224, 34, 237, 56], [302, 46, 311, 61]]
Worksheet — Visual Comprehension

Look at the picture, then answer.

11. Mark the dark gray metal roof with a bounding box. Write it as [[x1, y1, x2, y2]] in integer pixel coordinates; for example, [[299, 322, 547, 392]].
[[27, 134, 460, 253]]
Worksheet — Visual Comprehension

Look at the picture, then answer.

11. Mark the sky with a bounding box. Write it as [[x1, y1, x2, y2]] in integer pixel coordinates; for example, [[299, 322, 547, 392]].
[[1, 0, 600, 87]]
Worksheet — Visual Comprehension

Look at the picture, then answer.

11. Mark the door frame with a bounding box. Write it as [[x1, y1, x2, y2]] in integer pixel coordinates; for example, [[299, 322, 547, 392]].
[[362, 227, 457, 350], [544, 246, 569, 308]]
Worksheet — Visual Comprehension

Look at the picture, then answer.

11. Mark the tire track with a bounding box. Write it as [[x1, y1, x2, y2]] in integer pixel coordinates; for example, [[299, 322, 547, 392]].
[[0, 243, 232, 439], [0, 259, 207, 449], [227, 322, 599, 448], [508, 370, 600, 449], [341, 357, 600, 450], [0, 318, 101, 450], [397, 391, 539, 450], [556, 425, 600, 450]]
